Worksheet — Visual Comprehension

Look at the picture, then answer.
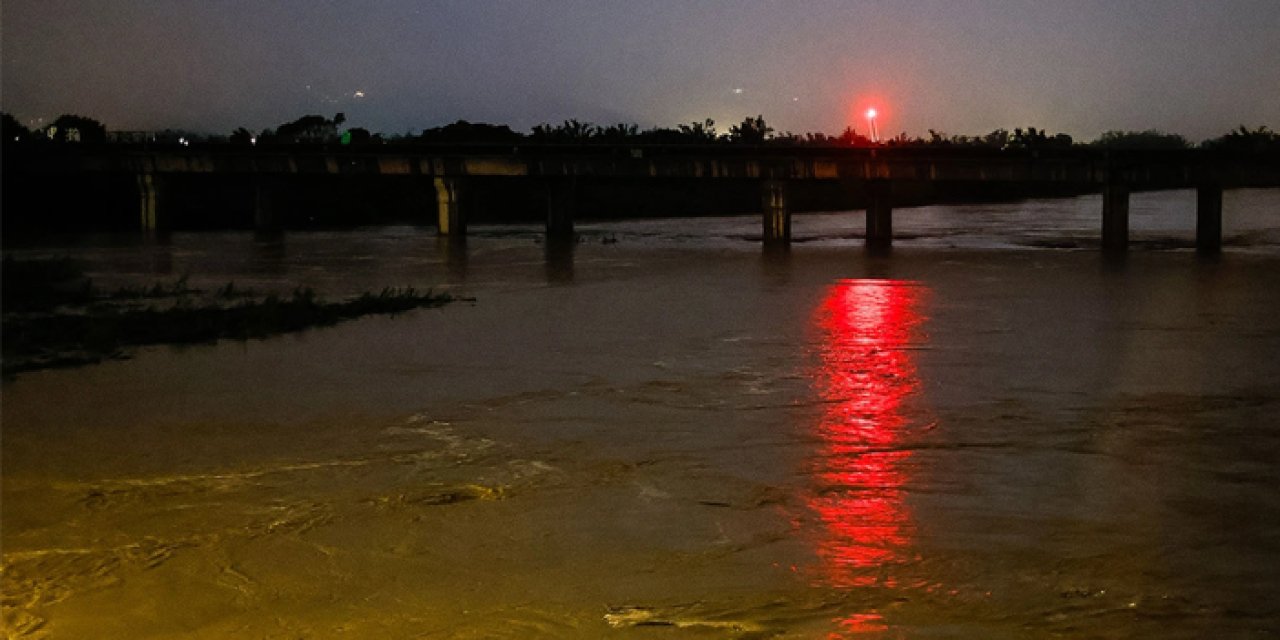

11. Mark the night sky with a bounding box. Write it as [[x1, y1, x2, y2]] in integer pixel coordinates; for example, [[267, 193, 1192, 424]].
[[2, 0, 1278, 141]]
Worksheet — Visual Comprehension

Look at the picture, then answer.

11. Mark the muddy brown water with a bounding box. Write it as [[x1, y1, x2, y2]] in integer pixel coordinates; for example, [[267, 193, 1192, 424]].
[[4, 191, 1280, 638]]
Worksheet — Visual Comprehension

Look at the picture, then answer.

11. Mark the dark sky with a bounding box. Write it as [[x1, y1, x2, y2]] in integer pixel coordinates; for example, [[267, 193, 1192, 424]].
[[3, 0, 1278, 141]]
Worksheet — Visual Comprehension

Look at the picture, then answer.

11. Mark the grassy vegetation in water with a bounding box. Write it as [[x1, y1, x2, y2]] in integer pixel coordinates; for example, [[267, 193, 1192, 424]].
[[2, 256, 458, 375]]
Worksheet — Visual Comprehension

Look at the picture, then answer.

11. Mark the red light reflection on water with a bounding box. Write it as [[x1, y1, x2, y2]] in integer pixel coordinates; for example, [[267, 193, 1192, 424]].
[[834, 612, 889, 636], [807, 279, 926, 593]]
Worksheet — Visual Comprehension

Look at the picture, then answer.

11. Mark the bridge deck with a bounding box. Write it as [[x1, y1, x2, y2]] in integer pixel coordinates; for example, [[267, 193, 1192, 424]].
[[5, 143, 1279, 254], [10, 144, 1280, 188]]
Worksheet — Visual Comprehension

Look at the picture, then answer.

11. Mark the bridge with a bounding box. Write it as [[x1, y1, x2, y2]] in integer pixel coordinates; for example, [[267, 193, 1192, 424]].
[[7, 143, 1279, 252]]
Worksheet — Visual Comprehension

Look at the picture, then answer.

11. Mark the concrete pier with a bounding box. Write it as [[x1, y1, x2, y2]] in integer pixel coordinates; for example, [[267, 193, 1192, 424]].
[[435, 177, 465, 236], [544, 236, 576, 283], [1102, 183, 1130, 251], [1196, 184, 1223, 254], [136, 173, 160, 232], [546, 179, 577, 237], [866, 179, 893, 249], [761, 179, 790, 245]]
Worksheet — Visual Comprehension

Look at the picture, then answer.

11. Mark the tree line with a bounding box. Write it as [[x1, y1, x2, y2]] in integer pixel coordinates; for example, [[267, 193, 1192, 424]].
[[3, 111, 1277, 151]]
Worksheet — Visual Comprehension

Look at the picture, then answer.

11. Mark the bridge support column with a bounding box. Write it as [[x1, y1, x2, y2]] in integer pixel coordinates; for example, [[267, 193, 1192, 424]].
[[435, 177, 465, 237], [546, 179, 576, 238], [136, 173, 161, 233], [761, 179, 790, 245], [1196, 184, 1223, 254], [1102, 183, 1129, 251], [544, 235, 576, 284], [866, 179, 893, 249]]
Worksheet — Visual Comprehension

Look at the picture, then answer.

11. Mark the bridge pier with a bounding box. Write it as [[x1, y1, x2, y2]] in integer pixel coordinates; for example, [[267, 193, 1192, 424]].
[[435, 177, 465, 237], [866, 179, 893, 249], [761, 179, 790, 245], [1196, 184, 1223, 254], [1102, 183, 1130, 251], [546, 179, 576, 237], [136, 173, 161, 233], [544, 235, 576, 283]]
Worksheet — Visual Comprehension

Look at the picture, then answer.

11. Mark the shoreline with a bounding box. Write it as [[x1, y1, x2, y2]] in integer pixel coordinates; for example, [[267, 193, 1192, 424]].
[[1, 257, 461, 376]]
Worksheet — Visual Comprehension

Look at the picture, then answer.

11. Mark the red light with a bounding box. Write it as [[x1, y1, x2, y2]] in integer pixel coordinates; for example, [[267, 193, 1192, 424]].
[[848, 91, 891, 142], [865, 109, 880, 142], [805, 279, 927, 590]]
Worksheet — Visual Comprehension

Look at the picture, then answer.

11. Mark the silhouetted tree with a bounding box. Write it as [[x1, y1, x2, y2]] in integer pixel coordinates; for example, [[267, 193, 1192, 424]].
[[1092, 130, 1189, 149], [677, 119, 720, 143], [1001, 126, 1071, 149], [834, 126, 872, 146], [2, 112, 32, 143], [632, 120, 713, 144], [596, 123, 640, 142], [885, 132, 920, 146], [981, 129, 1010, 148], [229, 127, 254, 145], [919, 130, 993, 147], [1201, 125, 1279, 152], [344, 127, 373, 144], [45, 114, 106, 143], [802, 132, 830, 145], [531, 119, 598, 142], [418, 120, 522, 143], [269, 113, 344, 143], [729, 115, 772, 144], [770, 131, 803, 145]]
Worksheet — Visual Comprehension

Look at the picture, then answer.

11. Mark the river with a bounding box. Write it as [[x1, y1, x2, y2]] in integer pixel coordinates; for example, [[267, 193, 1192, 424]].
[[3, 189, 1280, 638]]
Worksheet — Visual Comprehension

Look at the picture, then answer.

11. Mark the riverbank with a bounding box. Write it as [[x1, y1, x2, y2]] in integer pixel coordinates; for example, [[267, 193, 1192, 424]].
[[1, 256, 460, 375]]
